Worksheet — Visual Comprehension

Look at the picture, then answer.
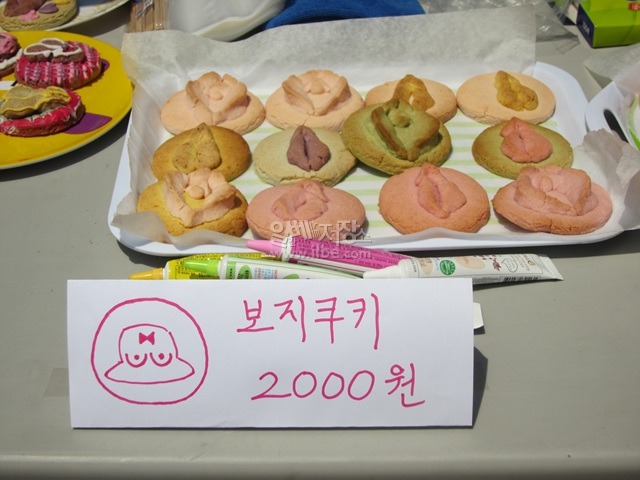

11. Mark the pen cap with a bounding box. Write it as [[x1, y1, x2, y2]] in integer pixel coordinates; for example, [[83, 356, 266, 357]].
[[183, 259, 220, 277], [130, 268, 164, 280], [362, 265, 402, 279]]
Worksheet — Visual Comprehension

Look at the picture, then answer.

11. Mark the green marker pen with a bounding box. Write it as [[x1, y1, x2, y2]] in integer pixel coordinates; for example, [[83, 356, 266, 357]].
[[183, 256, 360, 280], [129, 252, 267, 280]]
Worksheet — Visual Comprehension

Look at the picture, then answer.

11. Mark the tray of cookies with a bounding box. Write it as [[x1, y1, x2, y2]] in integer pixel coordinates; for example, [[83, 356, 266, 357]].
[[108, 20, 638, 256]]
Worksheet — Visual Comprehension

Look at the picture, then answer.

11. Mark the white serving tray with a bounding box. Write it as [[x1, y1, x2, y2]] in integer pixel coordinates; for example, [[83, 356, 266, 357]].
[[585, 81, 639, 148], [108, 62, 624, 257]]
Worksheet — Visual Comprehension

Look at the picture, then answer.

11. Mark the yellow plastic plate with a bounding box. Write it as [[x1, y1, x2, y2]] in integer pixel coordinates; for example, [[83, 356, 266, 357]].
[[0, 30, 132, 169]]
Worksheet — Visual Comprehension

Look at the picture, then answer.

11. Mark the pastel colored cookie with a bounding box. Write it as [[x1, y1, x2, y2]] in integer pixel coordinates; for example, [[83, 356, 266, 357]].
[[265, 69, 364, 131], [0, 0, 77, 31], [137, 168, 248, 237], [160, 72, 265, 135], [365, 74, 458, 122], [457, 70, 555, 125], [492, 165, 613, 235], [341, 99, 452, 175], [472, 117, 573, 179], [15, 37, 102, 90], [151, 123, 251, 182], [379, 163, 490, 234], [246, 180, 366, 241], [253, 126, 356, 186]]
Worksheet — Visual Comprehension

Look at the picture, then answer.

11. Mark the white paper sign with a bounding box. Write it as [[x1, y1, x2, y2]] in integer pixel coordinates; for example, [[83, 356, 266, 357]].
[[67, 278, 474, 428]]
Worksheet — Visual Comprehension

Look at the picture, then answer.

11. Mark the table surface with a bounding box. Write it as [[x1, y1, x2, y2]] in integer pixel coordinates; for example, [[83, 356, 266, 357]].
[[1, 5, 639, 479]]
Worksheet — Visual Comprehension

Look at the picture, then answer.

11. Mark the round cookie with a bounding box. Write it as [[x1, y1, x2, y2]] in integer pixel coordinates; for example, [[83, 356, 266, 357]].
[[265, 69, 364, 132], [0, 33, 20, 78], [492, 165, 613, 235], [137, 170, 248, 238], [15, 37, 102, 90], [0, 0, 77, 31], [246, 180, 366, 241], [253, 126, 356, 186], [160, 72, 265, 135], [0, 85, 85, 137], [151, 123, 250, 182], [365, 75, 458, 123], [457, 71, 555, 125], [379, 163, 490, 234], [342, 99, 452, 175], [472, 118, 573, 179]]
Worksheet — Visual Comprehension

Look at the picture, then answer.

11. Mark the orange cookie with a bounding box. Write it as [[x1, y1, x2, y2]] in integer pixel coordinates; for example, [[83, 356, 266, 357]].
[[265, 69, 364, 131], [379, 163, 490, 234], [161, 72, 265, 135], [492, 165, 613, 235], [457, 70, 555, 125], [365, 74, 458, 123], [246, 180, 366, 241]]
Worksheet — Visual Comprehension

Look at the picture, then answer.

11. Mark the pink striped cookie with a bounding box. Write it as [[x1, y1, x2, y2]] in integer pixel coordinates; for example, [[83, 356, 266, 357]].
[[15, 37, 102, 90]]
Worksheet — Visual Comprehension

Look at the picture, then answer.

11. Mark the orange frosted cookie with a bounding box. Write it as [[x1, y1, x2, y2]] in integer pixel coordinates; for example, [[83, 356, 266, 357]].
[[265, 69, 364, 131], [492, 165, 613, 235], [246, 180, 366, 241], [161, 72, 265, 135], [457, 70, 555, 125], [137, 167, 248, 237], [365, 74, 458, 123], [472, 117, 573, 179], [379, 163, 490, 234]]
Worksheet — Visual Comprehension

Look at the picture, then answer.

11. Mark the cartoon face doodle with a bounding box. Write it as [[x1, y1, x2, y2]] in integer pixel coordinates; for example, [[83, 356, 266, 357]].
[[91, 297, 208, 405], [104, 324, 195, 385]]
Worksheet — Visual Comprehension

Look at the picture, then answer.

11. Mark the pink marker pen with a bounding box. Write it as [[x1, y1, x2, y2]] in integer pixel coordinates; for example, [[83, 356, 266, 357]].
[[246, 236, 411, 277]]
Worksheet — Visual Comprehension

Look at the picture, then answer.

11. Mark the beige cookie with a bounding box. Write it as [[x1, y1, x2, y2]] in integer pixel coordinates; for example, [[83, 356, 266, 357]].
[[253, 126, 356, 186], [0, 0, 77, 30], [151, 123, 250, 182], [472, 118, 573, 179], [379, 163, 490, 234], [265, 69, 364, 131], [492, 165, 613, 235], [457, 71, 556, 124], [341, 99, 452, 175], [365, 75, 458, 123], [160, 72, 265, 135], [137, 172, 248, 237]]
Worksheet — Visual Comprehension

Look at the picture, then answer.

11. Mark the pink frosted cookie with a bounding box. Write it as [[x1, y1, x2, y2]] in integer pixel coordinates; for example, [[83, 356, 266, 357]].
[[379, 163, 490, 234], [265, 69, 364, 132], [492, 165, 613, 235], [246, 180, 366, 241], [365, 74, 458, 123], [0, 0, 77, 31], [15, 37, 102, 90], [0, 33, 20, 78], [161, 72, 265, 135]]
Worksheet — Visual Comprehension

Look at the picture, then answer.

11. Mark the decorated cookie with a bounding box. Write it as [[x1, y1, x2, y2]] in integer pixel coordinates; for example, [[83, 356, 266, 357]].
[[246, 180, 366, 241], [151, 123, 251, 182], [0, 33, 20, 78], [492, 165, 613, 235], [472, 117, 573, 179], [253, 126, 357, 186], [456, 70, 556, 125], [137, 167, 248, 237], [15, 37, 102, 90], [365, 74, 458, 122], [341, 98, 452, 175], [378, 163, 490, 234], [265, 69, 364, 131], [0, 84, 85, 137], [0, 0, 77, 31], [161, 72, 265, 135]]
